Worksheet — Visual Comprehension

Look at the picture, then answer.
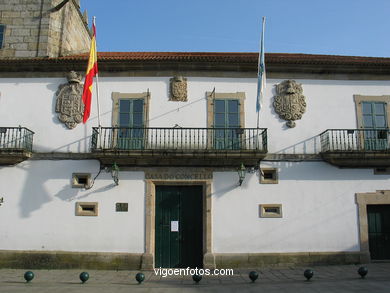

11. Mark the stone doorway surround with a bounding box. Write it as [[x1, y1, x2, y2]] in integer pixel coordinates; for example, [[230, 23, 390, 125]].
[[141, 168, 215, 270], [356, 190, 390, 263]]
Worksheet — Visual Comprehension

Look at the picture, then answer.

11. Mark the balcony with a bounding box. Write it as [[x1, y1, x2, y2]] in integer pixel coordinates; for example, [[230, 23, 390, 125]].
[[0, 127, 34, 165], [320, 129, 390, 167], [91, 127, 267, 167]]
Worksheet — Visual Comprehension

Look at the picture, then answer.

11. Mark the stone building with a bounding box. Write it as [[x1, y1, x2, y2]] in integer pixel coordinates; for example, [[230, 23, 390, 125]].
[[0, 1, 390, 270], [0, 0, 90, 58]]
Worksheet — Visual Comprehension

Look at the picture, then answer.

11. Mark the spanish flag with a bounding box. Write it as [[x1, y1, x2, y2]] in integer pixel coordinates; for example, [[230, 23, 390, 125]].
[[82, 21, 98, 123]]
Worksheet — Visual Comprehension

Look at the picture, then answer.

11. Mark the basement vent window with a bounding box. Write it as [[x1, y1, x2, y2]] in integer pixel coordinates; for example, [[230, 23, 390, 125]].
[[260, 168, 278, 184], [76, 202, 98, 216], [72, 173, 91, 188], [374, 168, 390, 175], [259, 204, 282, 218]]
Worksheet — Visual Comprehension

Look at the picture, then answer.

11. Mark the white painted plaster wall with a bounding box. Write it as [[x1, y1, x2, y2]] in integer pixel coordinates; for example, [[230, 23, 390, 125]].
[[1, 75, 390, 254], [0, 160, 389, 254], [1, 77, 390, 153], [212, 162, 390, 253], [0, 160, 145, 253]]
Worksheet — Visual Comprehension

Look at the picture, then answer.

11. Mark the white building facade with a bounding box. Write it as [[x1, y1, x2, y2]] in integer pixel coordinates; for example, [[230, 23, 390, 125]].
[[1, 52, 390, 269]]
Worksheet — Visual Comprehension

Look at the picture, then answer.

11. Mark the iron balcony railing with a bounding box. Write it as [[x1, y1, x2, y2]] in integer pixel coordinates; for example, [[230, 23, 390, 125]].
[[91, 127, 267, 152], [0, 127, 34, 152], [320, 129, 390, 152]]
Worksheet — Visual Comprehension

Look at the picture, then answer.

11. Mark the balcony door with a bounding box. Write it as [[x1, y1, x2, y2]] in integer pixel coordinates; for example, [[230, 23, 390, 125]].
[[118, 99, 144, 149], [362, 102, 388, 151], [214, 99, 240, 150]]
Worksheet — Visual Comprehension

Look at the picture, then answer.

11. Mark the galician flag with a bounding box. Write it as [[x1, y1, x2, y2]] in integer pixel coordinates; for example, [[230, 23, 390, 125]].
[[82, 19, 98, 123], [256, 17, 266, 113]]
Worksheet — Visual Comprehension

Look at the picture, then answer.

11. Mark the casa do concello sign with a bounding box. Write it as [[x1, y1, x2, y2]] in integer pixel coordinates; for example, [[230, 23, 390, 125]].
[[145, 171, 212, 180]]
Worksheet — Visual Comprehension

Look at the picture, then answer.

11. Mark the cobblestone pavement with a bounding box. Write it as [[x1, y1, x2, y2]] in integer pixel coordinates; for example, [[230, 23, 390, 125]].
[[1, 263, 390, 292]]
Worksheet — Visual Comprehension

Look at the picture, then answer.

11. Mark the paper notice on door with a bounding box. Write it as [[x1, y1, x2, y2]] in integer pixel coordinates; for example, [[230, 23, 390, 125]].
[[171, 221, 179, 232]]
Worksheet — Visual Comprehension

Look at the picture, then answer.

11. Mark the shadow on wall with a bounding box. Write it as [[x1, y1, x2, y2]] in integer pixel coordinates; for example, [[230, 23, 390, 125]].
[[270, 161, 388, 181], [17, 162, 143, 218], [273, 135, 322, 155], [17, 162, 52, 219], [34, 138, 89, 153], [211, 181, 238, 198], [16, 160, 102, 218], [266, 83, 324, 154], [48, 80, 113, 152], [54, 181, 117, 202], [268, 84, 291, 130], [47, 109, 112, 153]]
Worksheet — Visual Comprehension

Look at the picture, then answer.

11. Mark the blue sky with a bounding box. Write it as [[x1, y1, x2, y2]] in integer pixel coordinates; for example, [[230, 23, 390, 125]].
[[80, 0, 390, 57]]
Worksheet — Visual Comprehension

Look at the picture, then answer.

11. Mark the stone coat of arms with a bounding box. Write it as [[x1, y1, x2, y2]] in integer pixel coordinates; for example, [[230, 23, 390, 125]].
[[169, 76, 187, 101], [55, 71, 84, 129], [273, 80, 306, 128]]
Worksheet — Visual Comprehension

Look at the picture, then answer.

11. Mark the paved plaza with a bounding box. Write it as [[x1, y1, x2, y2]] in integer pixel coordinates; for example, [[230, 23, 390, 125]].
[[1, 263, 390, 292]]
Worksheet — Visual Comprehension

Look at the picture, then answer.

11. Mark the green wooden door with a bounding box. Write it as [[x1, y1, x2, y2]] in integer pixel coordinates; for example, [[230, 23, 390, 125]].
[[362, 102, 388, 150], [214, 99, 240, 150], [367, 205, 390, 260], [118, 99, 144, 149], [155, 185, 203, 268]]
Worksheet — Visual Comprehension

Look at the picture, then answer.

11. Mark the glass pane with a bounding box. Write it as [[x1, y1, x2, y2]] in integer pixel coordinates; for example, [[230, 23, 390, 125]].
[[228, 113, 239, 126], [378, 130, 388, 139], [375, 116, 386, 127], [228, 100, 239, 113], [215, 100, 225, 113], [363, 115, 373, 127], [362, 103, 372, 115], [119, 100, 130, 113], [132, 128, 143, 138], [119, 128, 130, 138], [133, 113, 143, 126], [215, 113, 225, 126], [119, 113, 131, 127], [133, 99, 144, 113], [215, 129, 225, 138], [364, 129, 375, 139], [119, 113, 130, 126], [375, 103, 385, 115], [227, 129, 236, 138]]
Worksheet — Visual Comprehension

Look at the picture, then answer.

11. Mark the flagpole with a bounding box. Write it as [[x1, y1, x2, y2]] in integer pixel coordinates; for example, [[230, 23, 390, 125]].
[[256, 17, 266, 129], [93, 16, 101, 128]]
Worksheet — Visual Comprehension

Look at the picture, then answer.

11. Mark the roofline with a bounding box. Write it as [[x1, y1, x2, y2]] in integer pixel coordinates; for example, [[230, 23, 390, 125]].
[[2, 52, 390, 64], [1, 52, 390, 79]]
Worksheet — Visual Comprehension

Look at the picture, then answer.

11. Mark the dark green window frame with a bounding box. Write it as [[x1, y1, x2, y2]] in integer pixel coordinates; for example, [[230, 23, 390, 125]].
[[354, 95, 390, 151], [361, 101, 388, 151], [214, 99, 241, 150], [119, 98, 144, 128], [118, 98, 145, 150], [214, 99, 240, 128], [362, 102, 387, 129]]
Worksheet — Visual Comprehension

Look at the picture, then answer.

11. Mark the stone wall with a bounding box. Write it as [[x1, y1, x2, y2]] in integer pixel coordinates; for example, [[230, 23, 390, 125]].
[[0, 0, 90, 58], [48, 0, 91, 57]]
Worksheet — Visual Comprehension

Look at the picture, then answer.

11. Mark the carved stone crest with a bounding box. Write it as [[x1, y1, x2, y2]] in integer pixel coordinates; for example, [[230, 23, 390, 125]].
[[55, 71, 84, 129], [169, 76, 187, 101], [273, 80, 306, 128]]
